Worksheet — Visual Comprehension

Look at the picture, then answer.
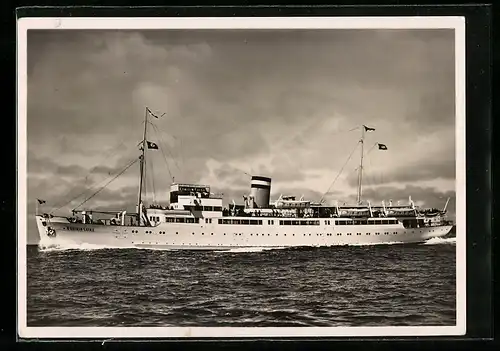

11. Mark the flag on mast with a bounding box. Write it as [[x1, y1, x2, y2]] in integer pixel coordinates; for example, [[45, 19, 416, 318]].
[[378, 143, 388, 150], [146, 141, 159, 149], [37, 199, 46, 204], [363, 125, 376, 132]]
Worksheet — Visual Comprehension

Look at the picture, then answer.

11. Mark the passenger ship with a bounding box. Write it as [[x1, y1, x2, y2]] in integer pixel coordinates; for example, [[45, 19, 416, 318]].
[[35, 108, 454, 250]]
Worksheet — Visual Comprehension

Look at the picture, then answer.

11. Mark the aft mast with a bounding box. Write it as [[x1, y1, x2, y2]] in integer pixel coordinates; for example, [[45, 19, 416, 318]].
[[356, 126, 365, 205]]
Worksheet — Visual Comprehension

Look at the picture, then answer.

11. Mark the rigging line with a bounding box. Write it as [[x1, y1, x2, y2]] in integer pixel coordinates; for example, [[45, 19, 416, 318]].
[[347, 142, 378, 175], [288, 123, 360, 146], [149, 153, 156, 204], [360, 142, 378, 187], [239, 169, 252, 177], [150, 124, 174, 181], [48, 141, 128, 213], [53, 156, 139, 214], [277, 125, 362, 169], [50, 164, 127, 215], [144, 148, 148, 204], [274, 124, 361, 170], [73, 157, 139, 211], [364, 142, 378, 158], [151, 123, 181, 173], [149, 122, 177, 167], [320, 142, 359, 203], [184, 116, 255, 145]]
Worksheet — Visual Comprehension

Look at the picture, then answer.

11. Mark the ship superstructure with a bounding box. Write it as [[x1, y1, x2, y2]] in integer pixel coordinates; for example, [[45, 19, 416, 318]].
[[35, 107, 454, 249]]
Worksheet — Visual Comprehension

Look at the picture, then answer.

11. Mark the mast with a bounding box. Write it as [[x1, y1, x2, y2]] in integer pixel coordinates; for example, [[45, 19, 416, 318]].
[[137, 107, 148, 224], [356, 126, 365, 204]]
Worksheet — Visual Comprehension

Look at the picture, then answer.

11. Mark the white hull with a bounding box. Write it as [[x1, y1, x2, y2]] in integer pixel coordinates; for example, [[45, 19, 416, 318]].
[[36, 215, 453, 250]]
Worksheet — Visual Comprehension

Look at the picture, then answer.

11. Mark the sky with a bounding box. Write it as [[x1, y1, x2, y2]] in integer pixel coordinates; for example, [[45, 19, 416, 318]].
[[26, 28, 457, 244]]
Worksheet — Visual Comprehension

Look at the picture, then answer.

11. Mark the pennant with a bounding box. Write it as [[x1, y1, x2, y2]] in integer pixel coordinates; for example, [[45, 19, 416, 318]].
[[378, 143, 388, 150], [364, 125, 376, 132], [37, 199, 46, 204], [146, 107, 160, 119], [146, 141, 159, 149]]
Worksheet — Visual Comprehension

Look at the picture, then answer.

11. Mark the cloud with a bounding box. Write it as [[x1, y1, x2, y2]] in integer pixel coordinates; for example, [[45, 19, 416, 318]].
[[347, 156, 456, 188]]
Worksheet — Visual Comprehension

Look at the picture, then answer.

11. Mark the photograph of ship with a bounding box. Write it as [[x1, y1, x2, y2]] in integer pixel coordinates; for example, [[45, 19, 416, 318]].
[[19, 17, 464, 337]]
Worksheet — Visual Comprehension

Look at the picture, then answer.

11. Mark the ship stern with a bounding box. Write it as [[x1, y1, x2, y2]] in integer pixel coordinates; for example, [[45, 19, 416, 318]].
[[424, 224, 455, 240]]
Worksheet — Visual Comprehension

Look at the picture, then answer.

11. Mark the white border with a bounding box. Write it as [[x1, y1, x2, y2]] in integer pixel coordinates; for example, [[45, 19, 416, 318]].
[[17, 16, 466, 339]]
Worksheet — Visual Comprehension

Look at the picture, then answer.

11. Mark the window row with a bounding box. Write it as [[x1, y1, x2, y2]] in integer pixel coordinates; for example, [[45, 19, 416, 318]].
[[130, 230, 402, 236], [335, 219, 399, 225], [218, 219, 263, 225], [185, 205, 223, 212], [165, 217, 200, 223], [63, 226, 95, 232], [279, 220, 321, 226]]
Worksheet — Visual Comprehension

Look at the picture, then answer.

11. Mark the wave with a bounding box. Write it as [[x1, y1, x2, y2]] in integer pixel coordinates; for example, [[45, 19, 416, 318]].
[[423, 237, 456, 245]]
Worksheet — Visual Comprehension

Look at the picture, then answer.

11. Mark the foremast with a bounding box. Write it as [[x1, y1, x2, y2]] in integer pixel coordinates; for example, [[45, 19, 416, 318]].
[[137, 107, 149, 225]]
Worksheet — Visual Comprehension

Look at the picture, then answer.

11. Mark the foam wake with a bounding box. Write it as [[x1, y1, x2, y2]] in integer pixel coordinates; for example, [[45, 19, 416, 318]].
[[344, 241, 406, 247], [423, 237, 456, 245], [38, 241, 132, 252], [37, 236, 136, 252], [216, 247, 286, 253]]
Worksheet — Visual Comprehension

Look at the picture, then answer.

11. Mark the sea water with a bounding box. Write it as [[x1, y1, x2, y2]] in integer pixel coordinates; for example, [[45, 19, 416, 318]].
[[26, 237, 456, 327]]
